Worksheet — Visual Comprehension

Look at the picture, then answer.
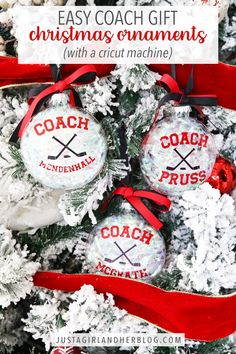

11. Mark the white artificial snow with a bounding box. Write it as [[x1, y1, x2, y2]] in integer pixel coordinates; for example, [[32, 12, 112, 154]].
[[6, 189, 64, 231], [203, 106, 236, 131], [0, 0, 65, 8], [221, 132, 236, 161], [0, 93, 64, 230], [41, 232, 90, 267], [112, 65, 160, 93], [25, 285, 159, 351], [81, 77, 118, 116], [59, 173, 110, 226], [127, 93, 158, 139], [59, 159, 128, 226], [0, 91, 28, 133], [222, 13, 236, 50], [0, 226, 39, 307], [0, 147, 64, 230], [176, 183, 236, 293], [24, 298, 62, 351], [0, 36, 6, 56]]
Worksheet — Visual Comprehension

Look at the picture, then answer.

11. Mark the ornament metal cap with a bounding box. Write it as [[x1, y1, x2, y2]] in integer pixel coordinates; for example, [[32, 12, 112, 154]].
[[173, 105, 191, 115]]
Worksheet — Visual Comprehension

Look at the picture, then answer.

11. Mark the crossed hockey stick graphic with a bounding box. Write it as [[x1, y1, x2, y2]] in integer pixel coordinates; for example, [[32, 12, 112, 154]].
[[47, 134, 87, 160], [105, 241, 141, 267], [166, 148, 200, 171]]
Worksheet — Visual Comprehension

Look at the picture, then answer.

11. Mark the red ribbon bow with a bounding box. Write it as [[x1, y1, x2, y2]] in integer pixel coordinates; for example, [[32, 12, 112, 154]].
[[113, 186, 171, 231], [18, 64, 97, 138]]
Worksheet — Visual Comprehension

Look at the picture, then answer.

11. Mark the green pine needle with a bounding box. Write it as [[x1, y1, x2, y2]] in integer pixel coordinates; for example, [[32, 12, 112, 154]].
[[8, 145, 26, 179], [18, 224, 90, 255]]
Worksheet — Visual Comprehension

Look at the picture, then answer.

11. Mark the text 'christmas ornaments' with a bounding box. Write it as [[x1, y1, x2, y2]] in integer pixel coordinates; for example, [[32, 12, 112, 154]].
[[140, 106, 217, 196], [21, 103, 107, 190], [84, 201, 166, 280]]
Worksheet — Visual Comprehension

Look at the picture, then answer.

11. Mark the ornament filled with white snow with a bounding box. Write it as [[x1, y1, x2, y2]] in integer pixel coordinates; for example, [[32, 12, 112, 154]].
[[85, 201, 166, 280], [190, 0, 229, 22], [140, 106, 217, 196], [21, 98, 107, 190]]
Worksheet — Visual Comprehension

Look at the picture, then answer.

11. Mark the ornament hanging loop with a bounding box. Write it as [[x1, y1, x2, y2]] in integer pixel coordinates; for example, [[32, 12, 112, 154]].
[[158, 64, 218, 109], [50, 64, 63, 83], [9, 64, 97, 144], [113, 186, 171, 231]]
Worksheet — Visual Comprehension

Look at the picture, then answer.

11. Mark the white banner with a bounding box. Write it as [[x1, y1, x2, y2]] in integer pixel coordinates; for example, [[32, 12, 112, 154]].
[[50, 332, 185, 347], [12, 6, 218, 64]]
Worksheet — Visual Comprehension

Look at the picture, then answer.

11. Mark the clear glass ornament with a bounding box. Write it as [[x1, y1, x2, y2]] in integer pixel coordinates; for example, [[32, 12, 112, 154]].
[[85, 199, 166, 281], [21, 97, 107, 190], [140, 106, 217, 196]]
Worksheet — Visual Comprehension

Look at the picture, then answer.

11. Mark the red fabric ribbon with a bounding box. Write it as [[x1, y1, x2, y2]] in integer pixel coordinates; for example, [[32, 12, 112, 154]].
[[0, 57, 114, 88], [113, 186, 171, 230], [18, 64, 97, 138], [158, 73, 218, 107], [160, 74, 182, 94], [33, 272, 236, 342], [148, 63, 236, 111]]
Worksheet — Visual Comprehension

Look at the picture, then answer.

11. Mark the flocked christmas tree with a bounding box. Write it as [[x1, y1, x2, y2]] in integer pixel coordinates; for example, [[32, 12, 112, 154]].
[[0, 0, 236, 353]]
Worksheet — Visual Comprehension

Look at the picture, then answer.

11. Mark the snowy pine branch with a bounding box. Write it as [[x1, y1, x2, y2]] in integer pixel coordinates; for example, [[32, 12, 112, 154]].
[[176, 183, 236, 294], [58, 158, 128, 226], [0, 226, 39, 308], [24, 285, 159, 352]]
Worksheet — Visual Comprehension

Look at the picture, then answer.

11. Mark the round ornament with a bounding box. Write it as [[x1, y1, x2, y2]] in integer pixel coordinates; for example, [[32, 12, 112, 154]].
[[21, 102, 107, 190], [140, 106, 217, 196], [189, 0, 230, 22], [85, 202, 166, 280], [207, 156, 236, 194]]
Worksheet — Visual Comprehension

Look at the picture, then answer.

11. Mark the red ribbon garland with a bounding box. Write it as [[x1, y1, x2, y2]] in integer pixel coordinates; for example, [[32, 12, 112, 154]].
[[18, 64, 97, 138], [33, 272, 236, 342], [113, 186, 171, 230]]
